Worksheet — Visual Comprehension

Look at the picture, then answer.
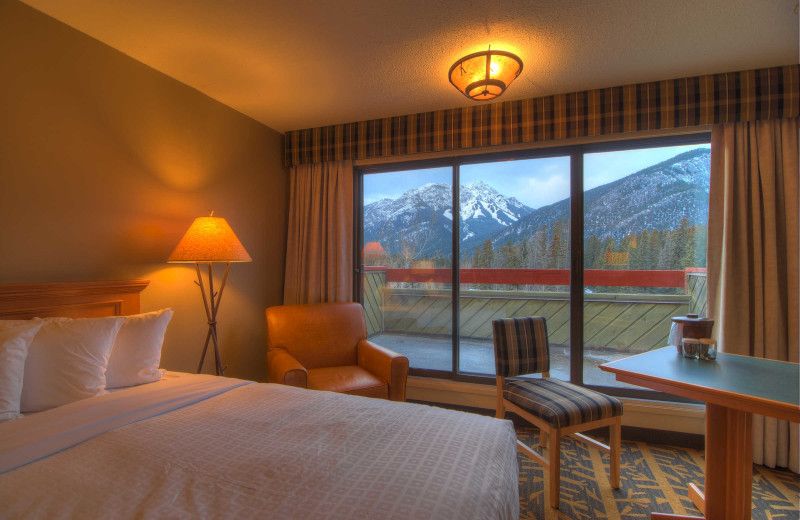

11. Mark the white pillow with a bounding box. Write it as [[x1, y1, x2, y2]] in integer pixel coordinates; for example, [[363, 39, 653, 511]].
[[105, 308, 173, 389], [20, 316, 126, 413], [0, 320, 44, 422]]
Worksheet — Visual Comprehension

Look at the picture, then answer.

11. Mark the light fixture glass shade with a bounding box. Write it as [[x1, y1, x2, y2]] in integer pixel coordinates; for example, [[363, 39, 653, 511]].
[[449, 48, 523, 101], [168, 215, 252, 263]]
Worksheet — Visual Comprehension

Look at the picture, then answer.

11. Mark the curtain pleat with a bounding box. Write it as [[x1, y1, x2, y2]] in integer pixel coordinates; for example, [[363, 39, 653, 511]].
[[283, 161, 353, 305], [707, 118, 799, 472]]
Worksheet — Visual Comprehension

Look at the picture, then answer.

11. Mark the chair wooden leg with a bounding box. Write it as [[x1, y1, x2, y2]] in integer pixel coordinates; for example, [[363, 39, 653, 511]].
[[539, 429, 549, 449], [610, 416, 621, 489], [549, 429, 561, 509], [495, 377, 505, 419]]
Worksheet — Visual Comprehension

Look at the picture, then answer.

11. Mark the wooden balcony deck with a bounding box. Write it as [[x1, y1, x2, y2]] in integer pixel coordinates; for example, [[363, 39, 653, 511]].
[[369, 332, 632, 387], [363, 268, 708, 356]]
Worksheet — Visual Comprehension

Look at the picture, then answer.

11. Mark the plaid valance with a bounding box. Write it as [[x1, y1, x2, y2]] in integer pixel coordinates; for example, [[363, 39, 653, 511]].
[[284, 64, 799, 167]]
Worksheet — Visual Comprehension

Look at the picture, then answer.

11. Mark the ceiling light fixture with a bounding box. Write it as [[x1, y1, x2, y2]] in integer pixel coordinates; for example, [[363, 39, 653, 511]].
[[449, 46, 523, 101]]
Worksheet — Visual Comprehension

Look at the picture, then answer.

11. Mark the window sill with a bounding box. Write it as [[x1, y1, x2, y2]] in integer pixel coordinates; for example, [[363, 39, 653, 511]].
[[407, 375, 706, 435]]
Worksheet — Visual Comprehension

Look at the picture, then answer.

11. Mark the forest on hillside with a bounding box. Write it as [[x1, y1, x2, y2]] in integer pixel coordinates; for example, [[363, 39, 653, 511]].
[[465, 216, 706, 294], [366, 217, 707, 295]]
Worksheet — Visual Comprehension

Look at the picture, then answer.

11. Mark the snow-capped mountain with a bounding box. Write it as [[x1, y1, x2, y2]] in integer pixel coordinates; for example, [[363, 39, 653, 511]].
[[458, 181, 532, 242], [363, 181, 532, 258], [492, 148, 711, 246], [363, 148, 711, 261]]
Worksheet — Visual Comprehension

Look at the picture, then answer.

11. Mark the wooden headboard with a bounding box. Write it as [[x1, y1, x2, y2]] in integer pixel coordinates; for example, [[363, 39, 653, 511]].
[[0, 280, 150, 320]]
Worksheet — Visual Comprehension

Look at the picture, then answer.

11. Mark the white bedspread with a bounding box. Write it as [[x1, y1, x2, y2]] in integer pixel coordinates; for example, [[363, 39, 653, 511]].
[[0, 374, 519, 519]]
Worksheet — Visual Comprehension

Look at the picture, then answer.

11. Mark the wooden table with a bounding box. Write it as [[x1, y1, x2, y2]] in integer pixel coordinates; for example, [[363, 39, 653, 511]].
[[600, 347, 799, 520]]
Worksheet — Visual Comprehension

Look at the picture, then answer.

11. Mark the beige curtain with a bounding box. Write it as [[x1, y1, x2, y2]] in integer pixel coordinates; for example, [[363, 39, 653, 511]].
[[707, 118, 799, 473], [283, 160, 353, 304]]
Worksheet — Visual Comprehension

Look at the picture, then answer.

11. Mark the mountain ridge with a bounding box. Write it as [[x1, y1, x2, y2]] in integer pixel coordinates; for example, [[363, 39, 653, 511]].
[[364, 148, 710, 261], [486, 148, 710, 252], [363, 181, 532, 258]]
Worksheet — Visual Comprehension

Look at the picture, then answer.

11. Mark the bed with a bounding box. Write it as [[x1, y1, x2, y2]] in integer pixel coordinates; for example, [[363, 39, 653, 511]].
[[0, 281, 520, 520]]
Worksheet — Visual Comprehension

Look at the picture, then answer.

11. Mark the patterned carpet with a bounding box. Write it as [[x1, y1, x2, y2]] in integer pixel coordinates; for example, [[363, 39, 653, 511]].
[[515, 427, 799, 520]]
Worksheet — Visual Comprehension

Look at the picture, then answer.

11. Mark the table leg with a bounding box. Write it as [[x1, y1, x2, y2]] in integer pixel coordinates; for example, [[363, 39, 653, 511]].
[[704, 403, 753, 520]]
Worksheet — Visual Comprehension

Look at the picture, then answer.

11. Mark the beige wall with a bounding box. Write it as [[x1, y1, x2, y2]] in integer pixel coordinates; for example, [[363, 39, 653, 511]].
[[0, 1, 288, 382]]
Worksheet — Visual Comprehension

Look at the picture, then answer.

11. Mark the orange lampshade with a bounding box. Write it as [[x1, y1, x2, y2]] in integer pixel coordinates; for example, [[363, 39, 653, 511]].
[[449, 47, 523, 101], [168, 214, 252, 263]]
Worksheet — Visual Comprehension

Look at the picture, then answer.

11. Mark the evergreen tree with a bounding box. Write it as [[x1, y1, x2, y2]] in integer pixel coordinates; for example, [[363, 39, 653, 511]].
[[474, 238, 494, 289], [471, 246, 481, 269], [532, 225, 548, 269], [519, 238, 529, 268], [548, 221, 564, 269], [478, 238, 494, 268], [670, 217, 692, 269], [584, 235, 603, 270], [630, 230, 647, 269], [559, 218, 571, 269], [679, 223, 697, 269], [658, 234, 675, 270], [649, 229, 665, 270], [498, 238, 521, 269]]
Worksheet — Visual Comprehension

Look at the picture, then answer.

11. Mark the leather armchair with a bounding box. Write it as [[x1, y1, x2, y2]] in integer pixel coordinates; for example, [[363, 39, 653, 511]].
[[266, 303, 409, 401]]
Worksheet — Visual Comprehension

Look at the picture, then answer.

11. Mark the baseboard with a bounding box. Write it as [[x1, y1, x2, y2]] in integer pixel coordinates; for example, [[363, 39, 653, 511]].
[[408, 376, 706, 436]]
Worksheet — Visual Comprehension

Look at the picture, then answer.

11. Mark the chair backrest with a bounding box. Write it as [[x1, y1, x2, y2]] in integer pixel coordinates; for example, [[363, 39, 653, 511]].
[[492, 316, 550, 377], [266, 303, 367, 369]]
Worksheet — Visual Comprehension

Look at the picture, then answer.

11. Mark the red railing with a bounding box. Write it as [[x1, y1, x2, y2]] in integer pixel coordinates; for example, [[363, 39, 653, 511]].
[[364, 267, 706, 289]]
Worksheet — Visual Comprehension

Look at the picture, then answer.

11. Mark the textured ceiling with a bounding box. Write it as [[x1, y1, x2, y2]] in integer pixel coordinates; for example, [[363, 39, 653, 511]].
[[20, 0, 800, 133]]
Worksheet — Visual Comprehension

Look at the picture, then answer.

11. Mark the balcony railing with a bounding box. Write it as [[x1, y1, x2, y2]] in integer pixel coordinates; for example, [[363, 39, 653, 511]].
[[364, 266, 694, 289], [362, 267, 707, 355]]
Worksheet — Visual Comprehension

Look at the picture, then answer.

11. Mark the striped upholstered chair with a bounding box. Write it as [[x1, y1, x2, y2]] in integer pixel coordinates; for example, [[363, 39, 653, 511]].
[[492, 317, 623, 509]]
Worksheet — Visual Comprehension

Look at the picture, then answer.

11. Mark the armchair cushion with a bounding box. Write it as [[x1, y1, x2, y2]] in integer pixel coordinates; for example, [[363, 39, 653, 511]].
[[307, 365, 387, 399]]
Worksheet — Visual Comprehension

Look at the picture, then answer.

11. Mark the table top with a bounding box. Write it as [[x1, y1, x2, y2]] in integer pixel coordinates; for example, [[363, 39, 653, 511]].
[[601, 347, 800, 423]]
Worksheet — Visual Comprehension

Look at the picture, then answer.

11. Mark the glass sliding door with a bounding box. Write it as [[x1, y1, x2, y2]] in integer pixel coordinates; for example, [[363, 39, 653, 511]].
[[582, 143, 711, 387], [356, 132, 712, 400], [458, 157, 571, 378], [361, 167, 454, 373]]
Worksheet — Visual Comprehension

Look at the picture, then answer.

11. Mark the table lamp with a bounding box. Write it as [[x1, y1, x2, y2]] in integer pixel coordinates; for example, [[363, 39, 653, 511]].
[[168, 211, 251, 376]]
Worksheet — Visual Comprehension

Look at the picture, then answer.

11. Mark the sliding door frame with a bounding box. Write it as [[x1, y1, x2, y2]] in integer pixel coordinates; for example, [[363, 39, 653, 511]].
[[357, 157, 458, 381], [355, 131, 711, 400]]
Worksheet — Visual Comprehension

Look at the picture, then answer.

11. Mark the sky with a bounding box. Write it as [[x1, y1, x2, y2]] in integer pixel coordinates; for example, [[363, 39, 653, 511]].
[[363, 143, 711, 209]]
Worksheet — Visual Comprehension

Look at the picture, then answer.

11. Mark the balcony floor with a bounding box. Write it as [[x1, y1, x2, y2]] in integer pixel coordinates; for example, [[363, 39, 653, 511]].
[[371, 332, 634, 387]]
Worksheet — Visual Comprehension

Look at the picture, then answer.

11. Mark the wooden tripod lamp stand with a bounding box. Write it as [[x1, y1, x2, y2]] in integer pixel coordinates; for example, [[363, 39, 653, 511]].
[[168, 212, 251, 376]]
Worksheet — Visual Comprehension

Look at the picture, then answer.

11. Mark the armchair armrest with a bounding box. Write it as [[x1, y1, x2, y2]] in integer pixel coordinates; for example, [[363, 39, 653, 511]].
[[357, 340, 409, 402], [267, 348, 308, 388]]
